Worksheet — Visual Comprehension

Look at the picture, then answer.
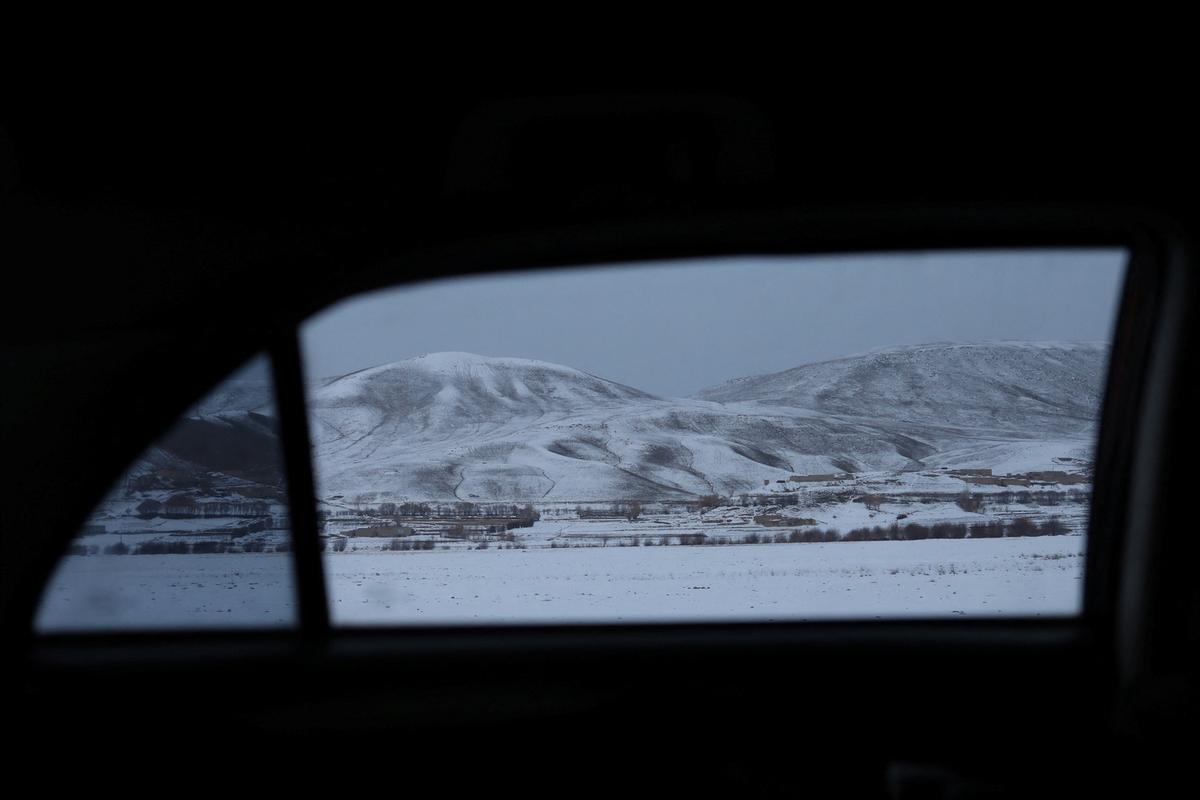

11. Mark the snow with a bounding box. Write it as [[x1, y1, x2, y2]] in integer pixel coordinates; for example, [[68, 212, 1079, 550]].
[[36, 537, 1083, 631], [303, 344, 1103, 503], [921, 439, 1094, 474], [36, 554, 296, 631], [42, 341, 1101, 631], [695, 341, 1105, 433]]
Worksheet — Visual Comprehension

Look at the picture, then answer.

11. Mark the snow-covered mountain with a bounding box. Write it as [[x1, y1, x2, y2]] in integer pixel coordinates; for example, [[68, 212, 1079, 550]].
[[94, 344, 1106, 509], [692, 342, 1108, 475], [307, 351, 906, 501], [304, 344, 1106, 503], [694, 341, 1107, 436]]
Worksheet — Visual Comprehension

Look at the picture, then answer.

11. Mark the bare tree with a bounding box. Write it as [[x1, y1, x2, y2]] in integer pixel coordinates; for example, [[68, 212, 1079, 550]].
[[955, 490, 982, 513]]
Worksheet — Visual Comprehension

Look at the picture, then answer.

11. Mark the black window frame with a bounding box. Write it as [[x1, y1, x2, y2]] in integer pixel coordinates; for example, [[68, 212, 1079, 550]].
[[26, 205, 1181, 673]]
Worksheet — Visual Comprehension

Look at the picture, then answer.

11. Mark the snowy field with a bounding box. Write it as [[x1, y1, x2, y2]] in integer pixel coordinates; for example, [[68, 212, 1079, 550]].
[[36, 536, 1084, 631], [37, 554, 297, 631]]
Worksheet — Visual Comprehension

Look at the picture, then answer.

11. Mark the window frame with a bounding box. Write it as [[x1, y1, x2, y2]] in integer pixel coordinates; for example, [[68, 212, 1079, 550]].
[[27, 205, 1180, 665]]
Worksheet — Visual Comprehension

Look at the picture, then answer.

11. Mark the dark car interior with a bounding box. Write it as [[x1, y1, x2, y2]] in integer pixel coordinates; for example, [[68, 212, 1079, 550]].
[[3, 92, 1198, 796]]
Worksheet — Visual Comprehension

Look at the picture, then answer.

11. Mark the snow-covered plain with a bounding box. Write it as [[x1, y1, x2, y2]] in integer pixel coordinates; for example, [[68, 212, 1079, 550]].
[[36, 553, 296, 630], [36, 536, 1084, 631], [326, 536, 1084, 624]]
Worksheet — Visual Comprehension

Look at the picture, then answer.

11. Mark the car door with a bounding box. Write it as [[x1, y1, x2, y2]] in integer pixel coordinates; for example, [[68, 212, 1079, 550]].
[[4, 102, 1197, 797]]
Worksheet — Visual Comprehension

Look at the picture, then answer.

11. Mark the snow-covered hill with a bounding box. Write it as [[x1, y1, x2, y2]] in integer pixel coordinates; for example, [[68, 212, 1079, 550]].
[[307, 352, 908, 501], [188, 379, 274, 419], [304, 344, 1106, 503], [694, 341, 1107, 435], [88, 344, 1108, 509]]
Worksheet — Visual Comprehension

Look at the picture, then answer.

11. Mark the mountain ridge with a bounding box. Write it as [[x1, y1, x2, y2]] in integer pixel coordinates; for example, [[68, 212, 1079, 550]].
[[300, 342, 1105, 502], [96, 343, 1106, 508], [691, 341, 1107, 435]]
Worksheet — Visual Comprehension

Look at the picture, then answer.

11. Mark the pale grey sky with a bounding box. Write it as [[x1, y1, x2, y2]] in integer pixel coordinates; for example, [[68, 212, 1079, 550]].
[[299, 249, 1127, 397]]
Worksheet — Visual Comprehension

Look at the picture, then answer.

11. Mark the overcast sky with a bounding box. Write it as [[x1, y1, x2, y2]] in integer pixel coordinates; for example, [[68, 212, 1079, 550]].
[[299, 249, 1126, 397]]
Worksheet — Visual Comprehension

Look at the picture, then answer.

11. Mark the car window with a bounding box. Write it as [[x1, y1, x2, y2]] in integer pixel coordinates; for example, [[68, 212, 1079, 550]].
[[35, 354, 299, 632], [298, 250, 1126, 625]]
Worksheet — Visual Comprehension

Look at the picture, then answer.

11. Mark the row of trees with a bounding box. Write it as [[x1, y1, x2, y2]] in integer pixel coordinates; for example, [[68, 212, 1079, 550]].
[[710, 489, 1089, 515], [575, 502, 643, 521], [840, 517, 1070, 541], [351, 501, 541, 522], [386, 538, 436, 551], [546, 516, 1074, 549], [136, 497, 273, 519], [68, 538, 290, 555]]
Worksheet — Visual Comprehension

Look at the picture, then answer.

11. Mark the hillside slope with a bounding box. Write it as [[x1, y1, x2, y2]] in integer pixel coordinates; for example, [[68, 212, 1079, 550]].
[[304, 344, 1104, 503]]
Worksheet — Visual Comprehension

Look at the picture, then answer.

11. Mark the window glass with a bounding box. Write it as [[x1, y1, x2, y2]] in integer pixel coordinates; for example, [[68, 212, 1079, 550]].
[[36, 354, 297, 632], [291, 249, 1121, 624]]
